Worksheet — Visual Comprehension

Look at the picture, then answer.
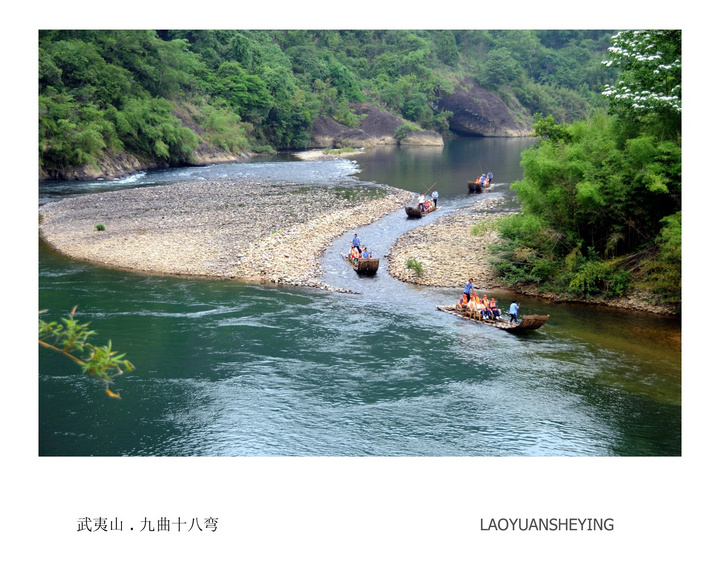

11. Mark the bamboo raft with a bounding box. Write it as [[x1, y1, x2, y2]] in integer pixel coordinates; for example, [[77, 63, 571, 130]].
[[436, 305, 549, 332], [342, 253, 380, 276], [467, 181, 493, 193], [405, 204, 438, 218]]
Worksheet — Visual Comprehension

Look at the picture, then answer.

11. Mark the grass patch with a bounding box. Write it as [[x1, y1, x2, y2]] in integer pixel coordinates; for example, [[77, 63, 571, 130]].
[[470, 219, 498, 236], [406, 257, 424, 276], [323, 147, 356, 155]]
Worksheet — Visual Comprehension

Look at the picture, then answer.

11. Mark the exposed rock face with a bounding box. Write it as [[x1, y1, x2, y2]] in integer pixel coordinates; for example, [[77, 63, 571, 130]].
[[310, 81, 534, 149], [310, 116, 349, 148], [39, 151, 145, 181], [438, 79, 533, 137], [351, 102, 405, 144], [190, 142, 250, 166], [400, 130, 444, 146], [38, 147, 249, 182], [310, 102, 444, 149]]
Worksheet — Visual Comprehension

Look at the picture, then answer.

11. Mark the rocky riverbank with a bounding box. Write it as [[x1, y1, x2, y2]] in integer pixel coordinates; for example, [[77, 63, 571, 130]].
[[39, 177, 414, 292], [387, 197, 507, 291]]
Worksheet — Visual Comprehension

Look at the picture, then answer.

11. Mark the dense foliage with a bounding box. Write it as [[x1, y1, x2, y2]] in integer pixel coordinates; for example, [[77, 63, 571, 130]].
[[39, 30, 615, 175], [492, 30, 681, 310]]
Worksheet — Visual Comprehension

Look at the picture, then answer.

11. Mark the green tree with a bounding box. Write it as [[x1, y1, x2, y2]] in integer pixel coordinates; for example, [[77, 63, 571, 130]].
[[476, 47, 523, 89], [601, 30, 681, 135], [639, 211, 681, 306], [434, 30, 459, 66]]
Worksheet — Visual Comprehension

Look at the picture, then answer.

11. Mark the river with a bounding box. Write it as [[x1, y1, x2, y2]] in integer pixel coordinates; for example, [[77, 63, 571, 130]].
[[38, 137, 681, 456]]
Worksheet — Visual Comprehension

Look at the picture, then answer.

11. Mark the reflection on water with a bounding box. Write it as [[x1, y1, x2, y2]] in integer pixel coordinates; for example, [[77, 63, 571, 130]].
[[38, 138, 681, 457]]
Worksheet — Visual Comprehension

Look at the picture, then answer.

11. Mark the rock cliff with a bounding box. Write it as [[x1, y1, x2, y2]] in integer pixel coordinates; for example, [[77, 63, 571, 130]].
[[437, 79, 533, 137], [310, 102, 444, 148], [310, 78, 534, 150]]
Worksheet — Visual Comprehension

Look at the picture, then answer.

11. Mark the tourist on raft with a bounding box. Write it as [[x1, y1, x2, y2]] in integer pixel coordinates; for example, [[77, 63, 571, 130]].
[[431, 189, 439, 207], [489, 297, 501, 319], [361, 246, 372, 259]]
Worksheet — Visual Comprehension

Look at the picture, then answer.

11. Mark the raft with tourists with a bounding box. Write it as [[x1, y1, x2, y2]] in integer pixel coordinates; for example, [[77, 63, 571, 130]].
[[405, 203, 439, 218], [342, 253, 380, 276], [468, 172, 493, 193], [436, 305, 549, 332], [467, 180, 493, 193], [343, 239, 379, 276], [406, 185, 439, 218]]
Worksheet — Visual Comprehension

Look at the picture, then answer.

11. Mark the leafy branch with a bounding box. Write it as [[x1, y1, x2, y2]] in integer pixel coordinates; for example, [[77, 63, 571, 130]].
[[39, 306, 135, 398]]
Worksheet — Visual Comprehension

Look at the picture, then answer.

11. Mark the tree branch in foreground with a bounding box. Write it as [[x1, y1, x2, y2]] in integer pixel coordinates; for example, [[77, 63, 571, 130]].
[[39, 306, 135, 399]]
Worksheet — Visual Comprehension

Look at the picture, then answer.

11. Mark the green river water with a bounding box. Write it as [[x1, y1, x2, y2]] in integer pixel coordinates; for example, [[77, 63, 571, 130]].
[[38, 137, 681, 456]]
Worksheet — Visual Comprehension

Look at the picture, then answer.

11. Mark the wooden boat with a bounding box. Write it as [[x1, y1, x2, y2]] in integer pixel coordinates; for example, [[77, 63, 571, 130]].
[[405, 204, 438, 218], [436, 305, 549, 332], [467, 180, 493, 193], [342, 253, 380, 276]]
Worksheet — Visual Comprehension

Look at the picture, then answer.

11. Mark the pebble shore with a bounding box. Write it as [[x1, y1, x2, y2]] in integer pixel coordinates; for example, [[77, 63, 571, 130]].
[[387, 197, 507, 291], [39, 177, 414, 292]]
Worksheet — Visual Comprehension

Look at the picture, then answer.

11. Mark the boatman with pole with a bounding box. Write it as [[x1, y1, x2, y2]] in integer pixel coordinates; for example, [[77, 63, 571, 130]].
[[464, 278, 474, 302]]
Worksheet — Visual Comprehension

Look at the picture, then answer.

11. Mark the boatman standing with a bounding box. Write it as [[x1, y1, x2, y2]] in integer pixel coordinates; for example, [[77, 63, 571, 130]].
[[351, 233, 361, 252], [464, 278, 474, 302], [431, 189, 439, 207], [487, 171, 493, 184], [508, 300, 520, 323]]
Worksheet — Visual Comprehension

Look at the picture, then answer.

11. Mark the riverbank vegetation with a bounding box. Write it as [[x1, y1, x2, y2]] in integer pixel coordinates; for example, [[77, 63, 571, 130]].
[[490, 31, 681, 312], [39, 30, 615, 176]]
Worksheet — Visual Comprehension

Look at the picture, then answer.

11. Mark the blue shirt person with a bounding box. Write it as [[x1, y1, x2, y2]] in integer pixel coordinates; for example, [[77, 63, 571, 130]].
[[509, 300, 519, 323], [464, 279, 474, 298]]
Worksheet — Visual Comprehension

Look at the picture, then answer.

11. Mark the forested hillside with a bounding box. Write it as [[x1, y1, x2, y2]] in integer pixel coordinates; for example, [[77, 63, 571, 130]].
[[39, 30, 615, 179]]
